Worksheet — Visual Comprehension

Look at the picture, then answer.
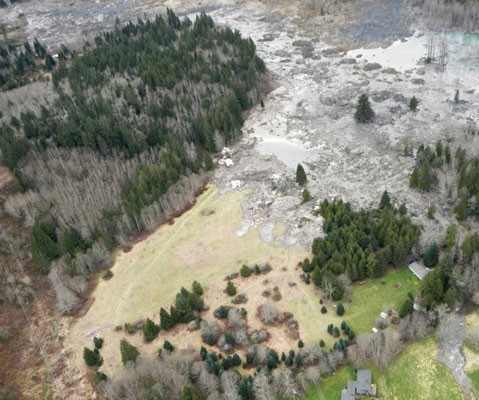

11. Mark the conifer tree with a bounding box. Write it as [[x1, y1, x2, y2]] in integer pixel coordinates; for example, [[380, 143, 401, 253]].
[[354, 94, 375, 123], [296, 163, 307, 186], [120, 339, 140, 365], [160, 307, 174, 330]]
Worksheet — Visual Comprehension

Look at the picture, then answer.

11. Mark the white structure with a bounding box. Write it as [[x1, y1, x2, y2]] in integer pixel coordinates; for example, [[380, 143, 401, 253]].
[[224, 158, 234, 167], [231, 180, 241, 189]]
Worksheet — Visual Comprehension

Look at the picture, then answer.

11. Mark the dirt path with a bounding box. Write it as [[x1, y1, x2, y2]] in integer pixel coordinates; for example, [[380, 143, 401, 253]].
[[438, 313, 473, 398]]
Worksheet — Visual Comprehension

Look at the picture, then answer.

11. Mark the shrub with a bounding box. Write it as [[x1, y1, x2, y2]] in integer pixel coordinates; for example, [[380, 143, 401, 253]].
[[83, 347, 102, 367], [240, 264, 252, 277], [427, 203, 436, 219], [302, 188, 312, 204], [254, 265, 261, 275], [102, 270, 113, 280], [336, 303, 345, 316], [332, 327, 340, 338], [120, 339, 140, 365], [340, 321, 347, 331], [327, 324, 333, 335], [298, 339, 304, 348], [163, 340, 174, 352], [224, 332, 235, 346], [124, 322, 135, 334], [321, 306, 327, 314], [93, 337, 104, 350], [142, 318, 160, 342], [305, 274, 311, 284], [319, 339, 325, 347], [225, 281, 237, 296], [214, 305, 231, 319], [93, 371, 107, 384]]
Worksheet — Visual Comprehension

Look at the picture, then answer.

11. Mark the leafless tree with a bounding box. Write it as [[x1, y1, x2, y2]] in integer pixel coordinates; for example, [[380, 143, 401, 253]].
[[398, 311, 430, 342], [253, 372, 275, 400], [259, 300, 278, 324], [272, 369, 298, 399], [352, 330, 402, 369], [228, 308, 244, 331], [198, 367, 220, 397], [221, 371, 240, 400]]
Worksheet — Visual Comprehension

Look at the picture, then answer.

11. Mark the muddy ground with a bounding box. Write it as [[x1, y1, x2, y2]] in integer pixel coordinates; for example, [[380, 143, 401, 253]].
[[2, 0, 479, 398]]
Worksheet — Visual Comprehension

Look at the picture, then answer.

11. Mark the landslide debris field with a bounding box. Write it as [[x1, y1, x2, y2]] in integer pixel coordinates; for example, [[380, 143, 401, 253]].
[[2, 0, 479, 398]]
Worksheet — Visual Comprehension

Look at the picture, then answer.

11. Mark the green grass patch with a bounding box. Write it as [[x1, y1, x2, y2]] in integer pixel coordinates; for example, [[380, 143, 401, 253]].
[[383, 337, 462, 400], [288, 268, 419, 347], [345, 267, 420, 334], [304, 365, 355, 400], [468, 370, 479, 395]]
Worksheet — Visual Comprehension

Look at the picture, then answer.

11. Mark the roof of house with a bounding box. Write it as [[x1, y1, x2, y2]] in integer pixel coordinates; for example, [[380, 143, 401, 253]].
[[340, 369, 373, 400], [408, 262, 430, 280]]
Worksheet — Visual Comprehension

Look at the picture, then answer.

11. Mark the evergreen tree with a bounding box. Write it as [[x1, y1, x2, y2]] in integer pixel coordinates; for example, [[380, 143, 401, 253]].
[[160, 307, 174, 330], [409, 96, 419, 112], [399, 297, 414, 318], [367, 253, 382, 277], [298, 339, 304, 348], [319, 339, 325, 347], [354, 94, 375, 123], [83, 347, 102, 367], [93, 337, 104, 350], [336, 303, 345, 316], [296, 163, 307, 186], [302, 187, 312, 203], [192, 281, 204, 296], [142, 318, 160, 342], [424, 242, 439, 268], [120, 339, 140, 365], [379, 190, 391, 209]]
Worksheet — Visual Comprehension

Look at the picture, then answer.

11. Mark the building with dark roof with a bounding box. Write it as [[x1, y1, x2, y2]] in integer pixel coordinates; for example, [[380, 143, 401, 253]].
[[340, 369, 376, 400]]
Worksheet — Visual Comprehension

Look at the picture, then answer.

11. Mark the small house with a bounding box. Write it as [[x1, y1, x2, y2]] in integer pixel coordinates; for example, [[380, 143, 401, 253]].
[[341, 369, 376, 400], [408, 262, 430, 280]]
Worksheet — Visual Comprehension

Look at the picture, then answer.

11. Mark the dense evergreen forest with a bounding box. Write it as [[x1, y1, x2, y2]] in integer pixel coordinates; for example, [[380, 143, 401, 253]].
[[1, 10, 267, 313], [409, 139, 479, 221], [301, 193, 421, 300]]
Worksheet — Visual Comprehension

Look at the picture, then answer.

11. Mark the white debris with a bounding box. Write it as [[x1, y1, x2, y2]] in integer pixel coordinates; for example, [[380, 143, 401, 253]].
[[231, 180, 241, 189], [380, 312, 388, 319], [222, 147, 231, 156], [224, 158, 234, 167], [372, 327, 379, 333]]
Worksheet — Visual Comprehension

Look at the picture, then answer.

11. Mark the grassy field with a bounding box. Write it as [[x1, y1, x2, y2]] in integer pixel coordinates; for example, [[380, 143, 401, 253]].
[[288, 267, 420, 347], [305, 337, 463, 400], [67, 185, 308, 373]]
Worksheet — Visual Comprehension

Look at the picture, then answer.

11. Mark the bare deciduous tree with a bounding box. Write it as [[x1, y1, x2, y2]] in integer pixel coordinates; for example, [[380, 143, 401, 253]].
[[259, 300, 278, 324]]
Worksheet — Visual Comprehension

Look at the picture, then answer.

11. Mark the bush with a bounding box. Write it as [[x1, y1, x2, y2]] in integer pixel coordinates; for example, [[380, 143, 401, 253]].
[[93, 337, 104, 350], [340, 321, 347, 331], [142, 318, 160, 342], [319, 339, 325, 347], [83, 347, 102, 367], [124, 322, 135, 334], [240, 264, 252, 277], [321, 306, 327, 314], [214, 305, 231, 319], [102, 270, 113, 280], [163, 340, 174, 352], [302, 188, 312, 204], [332, 327, 340, 338], [93, 371, 107, 384], [327, 324, 333, 335], [336, 303, 345, 316], [225, 281, 237, 296], [427, 203, 436, 219], [298, 339, 304, 348], [305, 274, 310, 284]]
